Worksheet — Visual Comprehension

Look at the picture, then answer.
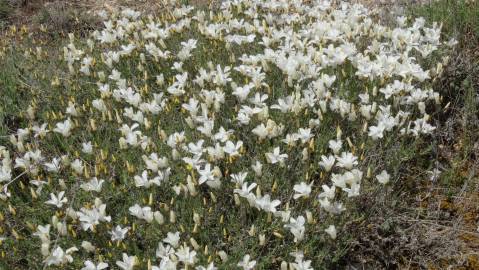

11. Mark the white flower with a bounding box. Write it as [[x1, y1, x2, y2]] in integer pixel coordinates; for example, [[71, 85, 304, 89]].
[[282, 133, 299, 147], [224, 140, 243, 157], [134, 170, 162, 188], [66, 102, 79, 116], [32, 123, 49, 138], [81, 260, 109, 270], [142, 153, 169, 172], [318, 185, 336, 200], [175, 245, 197, 265], [368, 124, 385, 140], [234, 182, 257, 199], [237, 254, 256, 270], [290, 251, 313, 270], [163, 231, 180, 248], [297, 128, 313, 144], [284, 216, 306, 242], [156, 243, 175, 259], [251, 160, 263, 176], [376, 170, 390, 184], [230, 171, 248, 185], [293, 182, 312, 199], [196, 163, 215, 185], [45, 191, 68, 208], [213, 127, 233, 143], [0, 165, 11, 183], [265, 147, 288, 164], [343, 182, 361, 197], [77, 198, 111, 231], [110, 225, 129, 242], [427, 167, 441, 181], [81, 241, 96, 253], [71, 158, 84, 174], [53, 118, 73, 137], [196, 262, 217, 270], [252, 124, 269, 140], [80, 177, 104, 192], [44, 246, 78, 266], [44, 158, 61, 173], [116, 253, 137, 270], [319, 155, 335, 172], [328, 139, 342, 154], [129, 204, 154, 223], [81, 141, 93, 154], [233, 83, 254, 102], [325, 225, 337, 240], [336, 152, 358, 170], [318, 197, 346, 214], [186, 140, 205, 156], [254, 194, 281, 213], [92, 99, 107, 113], [33, 224, 51, 243], [271, 96, 293, 113]]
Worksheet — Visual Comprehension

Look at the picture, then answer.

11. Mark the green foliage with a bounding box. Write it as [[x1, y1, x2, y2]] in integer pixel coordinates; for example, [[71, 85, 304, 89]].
[[0, 45, 26, 142]]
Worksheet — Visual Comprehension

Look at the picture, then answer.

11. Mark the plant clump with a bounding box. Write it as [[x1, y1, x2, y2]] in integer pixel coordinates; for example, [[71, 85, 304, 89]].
[[0, 0, 455, 268]]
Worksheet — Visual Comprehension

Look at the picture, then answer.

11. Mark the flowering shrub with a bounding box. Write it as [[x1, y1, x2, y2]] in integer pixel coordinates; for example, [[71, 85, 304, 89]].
[[0, 0, 455, 269]]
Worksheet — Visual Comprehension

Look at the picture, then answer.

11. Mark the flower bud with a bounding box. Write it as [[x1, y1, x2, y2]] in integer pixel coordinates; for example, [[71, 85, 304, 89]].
[[259, 234, 266, 246], [169, 210, 176, 224]]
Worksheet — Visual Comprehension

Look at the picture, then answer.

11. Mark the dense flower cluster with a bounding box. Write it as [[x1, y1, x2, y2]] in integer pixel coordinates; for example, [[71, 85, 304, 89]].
[[0, 0, 453, 268]]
